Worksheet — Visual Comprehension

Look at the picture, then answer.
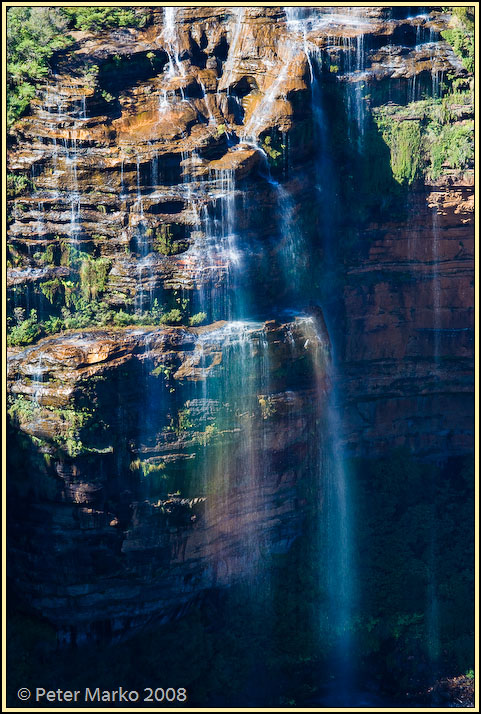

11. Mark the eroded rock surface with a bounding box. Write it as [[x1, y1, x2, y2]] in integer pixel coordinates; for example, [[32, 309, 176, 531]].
[[7, 6, 474, 640]]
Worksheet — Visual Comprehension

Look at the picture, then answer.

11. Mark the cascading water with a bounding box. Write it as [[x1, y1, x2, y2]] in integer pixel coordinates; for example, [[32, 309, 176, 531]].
[[221, 8, 245, 88], [163, 7, 185, 83], [194, 322, 272, 563], [297, 315, 354, 688], [426, 198, 442, 677], [280, 9, 359, 693], [431, 201, 442, 365], [181, 4, 361, 691], [7, 5, 473, 708], [188, 161, 247, 323]]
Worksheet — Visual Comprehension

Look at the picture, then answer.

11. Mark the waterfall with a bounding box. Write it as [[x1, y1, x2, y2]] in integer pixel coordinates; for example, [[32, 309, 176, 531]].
[[242, 41, 294, 143], [158, 88, 169, 114], [221, 8, 245, 88], [215, 168, 243, 318], [133, 153, 149, 312], [150, 144, 159, 189], [135, 154, 144, 218], [342, 33, 367, 148], [192, 321, 273, 578], [297, 315, 355, 687], [120, 159, 125, 196], [33, 354, 44, 405], [323, 363, 354, 684], [66, 135, 81, 246], [298, 28, 358, 690], [190, 162, 244, 322], [431, 202, 442, 366], [163, 7, 185, 82], [426, 201, 442, 675], [261, 168, 308, 301], [7, 5, 473, 705], [38, 82, 87, 252]]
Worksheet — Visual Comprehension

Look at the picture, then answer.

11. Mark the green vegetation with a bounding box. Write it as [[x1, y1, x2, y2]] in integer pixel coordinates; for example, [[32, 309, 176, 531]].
[[441, 8, 474, 73], [198, 422, 219, 445], [427, 119, 474, 180], [258, 395, 277, 419], [261, 134, 285, 169], [379, 119, 423, 185], [374, 89, 474, 183], [7, 8, 72, 129], [79, 255, 112, 301], [151, 364, 173, 379], [8, 396, 92, 457], [177, 408, 194, 433], [152, 224, 188, 256], [100, 89, 115, 104], [82, 62, 100, 89], [7, 309, 40, 347], [57, 408, 92, 456], [61, 8, 149, 32], [370, 10, 474, 187], [7, 238, 199, 346], [189, 312, 207, 326], [7, 7, 150, 130], [36, 244, 56, 266], [39, 278, 63, 304], [163, 308, 183, 324], [7, 295, 194, 346], [7, 173, 34, 199], [7, 395, 37, 422], [43, 316, 64, 335], [130, 459, 166, 477]]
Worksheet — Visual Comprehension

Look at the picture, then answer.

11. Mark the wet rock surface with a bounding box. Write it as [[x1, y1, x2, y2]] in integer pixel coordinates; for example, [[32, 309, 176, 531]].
[[8, 316, 327, 641], [7, 6, 474, 642]]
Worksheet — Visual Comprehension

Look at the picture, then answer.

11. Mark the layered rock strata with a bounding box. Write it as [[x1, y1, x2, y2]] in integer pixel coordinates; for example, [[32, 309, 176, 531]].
[[8, 316, 328, 641], [7, 6, 474, 638]]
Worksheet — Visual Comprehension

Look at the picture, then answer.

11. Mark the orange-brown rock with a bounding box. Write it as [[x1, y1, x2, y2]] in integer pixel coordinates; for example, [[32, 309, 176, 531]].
[[6, 7, 474, 644]]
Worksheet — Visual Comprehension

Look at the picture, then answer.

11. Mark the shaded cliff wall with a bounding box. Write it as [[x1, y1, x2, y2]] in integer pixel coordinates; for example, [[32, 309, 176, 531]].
[[340, 179, 474, 459]]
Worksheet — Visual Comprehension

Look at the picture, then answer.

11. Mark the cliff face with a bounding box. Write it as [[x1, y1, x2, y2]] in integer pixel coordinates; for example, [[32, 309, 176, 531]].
[[9, 318, 326, 643], [340, 177, 474, 458], [7, 6, 474, 641]]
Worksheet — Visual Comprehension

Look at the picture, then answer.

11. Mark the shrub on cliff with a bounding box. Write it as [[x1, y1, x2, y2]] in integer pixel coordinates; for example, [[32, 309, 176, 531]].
[[374, 115, 424, 186], [427, 120, 474, 179], [7, 7, 71, 129], [7, 309, 40, 347], [6, 7, 151, 130], [374, 89, 474, 184], [441, 8, 474, 73], [7, 173, 34, 199], [61, 8, 150, 31], [389, 120, 423, 185]]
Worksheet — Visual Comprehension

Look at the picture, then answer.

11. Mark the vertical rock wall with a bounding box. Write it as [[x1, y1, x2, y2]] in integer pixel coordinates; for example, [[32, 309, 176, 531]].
[[7, 6, 474, 639]]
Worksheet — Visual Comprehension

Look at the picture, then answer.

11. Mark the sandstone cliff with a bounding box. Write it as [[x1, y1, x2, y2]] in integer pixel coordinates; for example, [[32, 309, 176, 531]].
[[7, 6, 474, 641]]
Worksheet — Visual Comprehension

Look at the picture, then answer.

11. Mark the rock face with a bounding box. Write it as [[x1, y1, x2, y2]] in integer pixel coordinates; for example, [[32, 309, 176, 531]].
[[340, 178, 474, 459], [7, 6, 474, 640], [8, 316, 328, 642]]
